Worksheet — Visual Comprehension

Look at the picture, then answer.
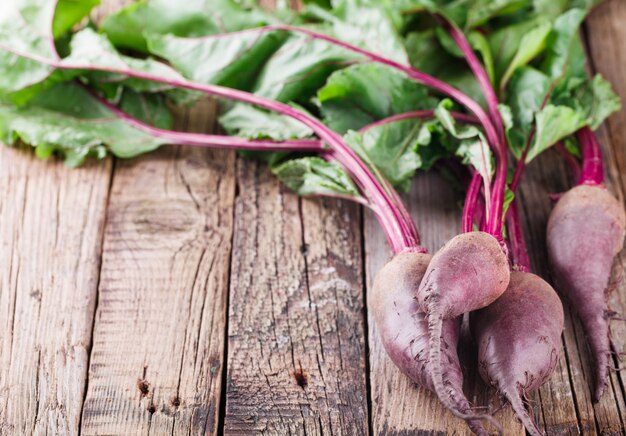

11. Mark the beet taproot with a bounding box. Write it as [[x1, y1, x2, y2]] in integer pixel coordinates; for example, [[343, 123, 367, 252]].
[[547, 184, 625, 401], [371, 251, 489, 435], [416, 232, 510, 425], [471, 271, 564, 436]]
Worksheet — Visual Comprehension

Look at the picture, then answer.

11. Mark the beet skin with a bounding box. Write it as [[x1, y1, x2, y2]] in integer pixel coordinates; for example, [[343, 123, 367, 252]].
[[471, 271, 564, 436], [371, 251, 488, 435], [547, 184, 625, 401]]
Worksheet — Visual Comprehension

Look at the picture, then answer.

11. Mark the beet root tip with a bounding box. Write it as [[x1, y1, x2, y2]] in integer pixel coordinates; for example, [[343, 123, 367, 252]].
[[506, 390, 545, 436], [427, 305, 502, 433]]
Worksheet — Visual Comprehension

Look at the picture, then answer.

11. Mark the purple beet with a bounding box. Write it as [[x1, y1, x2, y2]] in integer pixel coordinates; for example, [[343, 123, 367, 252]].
[[547, 184, 626, 401], [471, 271, 564, 436], [371, 251, 489, 435], [416, 232, 510, 424]]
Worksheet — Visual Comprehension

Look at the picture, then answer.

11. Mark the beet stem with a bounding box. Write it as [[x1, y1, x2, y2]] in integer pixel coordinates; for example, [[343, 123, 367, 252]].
[[2, 46, 429, 253], [439, 16, 508, 239], [505, 200, 530, 271], [576, 127, 605, 186], [462, 172, 482, 233]]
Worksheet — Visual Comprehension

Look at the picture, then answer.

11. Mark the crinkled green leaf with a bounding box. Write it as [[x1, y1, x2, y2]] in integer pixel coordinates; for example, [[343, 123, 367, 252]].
[[147, 30, 286, 91], [540, 8, 587, 79], [587, 75, 621, 129], [61, 28, 202, 103], [499, 21, 551, 91], [505, 66, 551, 158], [272, 156, 361, 198], [63, 28, 185, 82], [317, 63, 438, 133], [343, 119, 443, 192], [305, 1, 408, 64], [101, 0, 273, 52], [435, 100, 493, 181], [253, 34, 359, 103], [526, 104, 586, 163], [219, 104, 314, 141], [0, 82, 169, 167], [0, 0, 100, 102], [0, 2, 58, 101]]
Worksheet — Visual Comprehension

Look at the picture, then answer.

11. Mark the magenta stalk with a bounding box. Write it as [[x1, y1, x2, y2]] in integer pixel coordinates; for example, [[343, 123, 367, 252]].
[[86, 87, 326, 152], [576, 127, 604, 186], [15, 52, 420, 252], [462, 172, 482, 234], [505, 201, 531, 272], [439, 17, 508, 240]]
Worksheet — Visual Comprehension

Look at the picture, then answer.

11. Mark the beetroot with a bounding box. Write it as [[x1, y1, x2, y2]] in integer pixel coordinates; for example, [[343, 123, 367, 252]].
[[371, 251, 488, 435], [416, 232, 510, 422], [547, 184, 626, 401], [471, 271, 564, 436]]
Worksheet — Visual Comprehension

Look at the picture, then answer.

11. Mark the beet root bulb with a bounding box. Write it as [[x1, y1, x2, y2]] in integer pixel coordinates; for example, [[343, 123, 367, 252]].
[[547, 184, 625, 401], [370, 251, 488, 435], [471, 272, 564, 436], [417, 232, 510, 427]]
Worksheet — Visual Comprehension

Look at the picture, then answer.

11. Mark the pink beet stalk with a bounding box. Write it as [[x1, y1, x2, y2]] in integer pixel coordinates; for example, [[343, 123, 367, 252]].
[[439, 17, 508, 240], [505, 201, 530, 272], [358, 110, 479, 133], [86, 86, 326, 152], [462, 172, 482, 233], [9, 53, 422, 252], [576, 127, 604, 186]]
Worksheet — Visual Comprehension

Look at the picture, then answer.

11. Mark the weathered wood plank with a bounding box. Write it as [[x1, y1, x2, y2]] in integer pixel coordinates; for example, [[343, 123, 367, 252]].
[[0, 147, 111, 434], [80, 100, 235, 435], [224, 159, 368, 435]]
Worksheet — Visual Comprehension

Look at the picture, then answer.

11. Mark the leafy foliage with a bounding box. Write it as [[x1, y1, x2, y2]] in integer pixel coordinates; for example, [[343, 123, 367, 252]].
[[0, 0, 620, 203], [0, 83, 170, 166]]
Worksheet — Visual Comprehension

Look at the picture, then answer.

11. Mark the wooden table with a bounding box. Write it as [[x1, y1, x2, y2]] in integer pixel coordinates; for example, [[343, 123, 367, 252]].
[[2, 1, 626, 434]]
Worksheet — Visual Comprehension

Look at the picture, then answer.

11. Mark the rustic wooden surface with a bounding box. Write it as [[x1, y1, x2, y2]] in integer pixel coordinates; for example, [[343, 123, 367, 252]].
[[1, 0, 626, 435]]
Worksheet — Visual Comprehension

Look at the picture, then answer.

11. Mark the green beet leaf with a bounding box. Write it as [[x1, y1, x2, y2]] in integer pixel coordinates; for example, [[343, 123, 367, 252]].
[[272, 157, 362, 199], [0, 83, 170, 167], [435, 100, 493, 183], [343, 119, 443, 192], [219, 104, 314, 141], [317, 63, 438, 133], [147, 30, 286, 91], [101, 0, 273, 52]]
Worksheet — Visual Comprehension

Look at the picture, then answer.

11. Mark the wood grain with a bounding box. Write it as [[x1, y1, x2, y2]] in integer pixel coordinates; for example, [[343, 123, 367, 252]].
[[223, 159, 368, 435], [80, 101, 236, 435], [0, 148, 111, 434]]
